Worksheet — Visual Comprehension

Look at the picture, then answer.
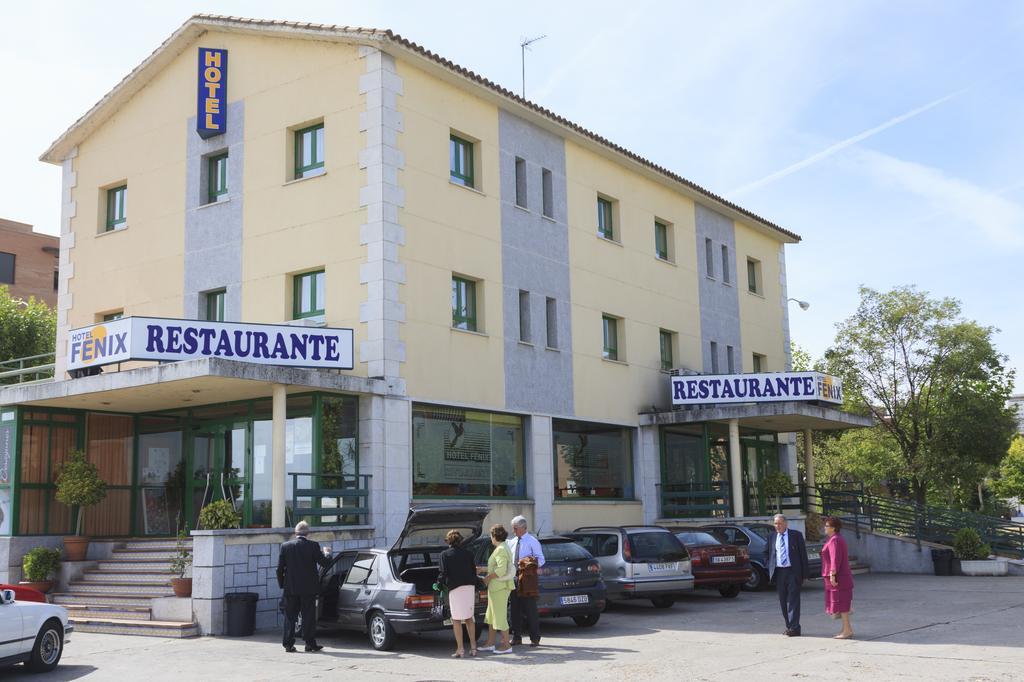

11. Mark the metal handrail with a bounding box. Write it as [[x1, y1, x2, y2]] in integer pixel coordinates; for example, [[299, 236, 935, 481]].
[[0, 351, 56, 384], [289, 472, 372, 527]]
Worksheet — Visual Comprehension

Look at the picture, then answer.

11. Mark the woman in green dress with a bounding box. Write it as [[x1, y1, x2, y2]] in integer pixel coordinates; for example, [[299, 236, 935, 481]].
[[478, 524, 514, 654]]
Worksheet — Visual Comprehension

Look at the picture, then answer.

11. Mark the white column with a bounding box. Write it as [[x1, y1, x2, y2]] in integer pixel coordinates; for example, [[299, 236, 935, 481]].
[[729, 418, 744, 518], [803, 428, 816, 511], [528, 416, 554, 535], [271, 384, 287, 528]]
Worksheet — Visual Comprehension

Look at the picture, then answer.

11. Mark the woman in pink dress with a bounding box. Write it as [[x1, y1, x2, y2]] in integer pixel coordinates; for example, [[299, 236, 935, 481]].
[[821, 516, 854, 639]]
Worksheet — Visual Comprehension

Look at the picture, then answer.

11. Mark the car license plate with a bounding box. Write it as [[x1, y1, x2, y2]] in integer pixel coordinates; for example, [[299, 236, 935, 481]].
[[712, 555, 736, 564], [560, 595, 589, 605], [648, 562, 678, 572], [443, 618, 453, 626], [808, 552, 820, 560]]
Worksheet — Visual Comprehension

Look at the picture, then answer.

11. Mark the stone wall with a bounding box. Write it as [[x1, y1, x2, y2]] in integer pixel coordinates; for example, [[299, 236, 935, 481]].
[[843, 527, 945, 574], [191, 526, 380, 635]]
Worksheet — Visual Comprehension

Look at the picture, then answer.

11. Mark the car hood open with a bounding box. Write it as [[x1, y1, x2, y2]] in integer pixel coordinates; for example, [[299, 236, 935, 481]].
[[390, 503, 491, 554]]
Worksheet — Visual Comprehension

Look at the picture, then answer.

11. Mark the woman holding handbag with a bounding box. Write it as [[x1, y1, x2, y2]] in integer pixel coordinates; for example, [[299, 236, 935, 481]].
[[478, 524, 515, 654], [438, 529, 479, 658]]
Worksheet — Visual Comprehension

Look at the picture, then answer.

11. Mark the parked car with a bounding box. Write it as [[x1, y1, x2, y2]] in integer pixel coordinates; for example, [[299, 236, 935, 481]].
[[312, 504, 490, 650], [700, 523, 823, 591], [0, 584, 45, 604], [468, 535, 607, 627], [565, 526, 694, 609], [0, 587, 72, 673], [673, 530, 751, 598]]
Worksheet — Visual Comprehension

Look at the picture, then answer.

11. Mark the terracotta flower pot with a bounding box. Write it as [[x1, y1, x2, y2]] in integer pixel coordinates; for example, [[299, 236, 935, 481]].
[[19, 580, 53, 594], [63, 536, 90, 562], [171, 577, 193, 598]]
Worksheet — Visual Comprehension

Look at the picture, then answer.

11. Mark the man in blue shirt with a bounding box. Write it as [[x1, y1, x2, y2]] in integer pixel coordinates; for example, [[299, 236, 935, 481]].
[[507, 515, 545, 646], [767, 513, 810, 636]]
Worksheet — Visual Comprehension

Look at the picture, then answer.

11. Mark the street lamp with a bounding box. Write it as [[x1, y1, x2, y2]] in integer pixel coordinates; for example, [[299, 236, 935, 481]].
[[788, 298, 810, 311]]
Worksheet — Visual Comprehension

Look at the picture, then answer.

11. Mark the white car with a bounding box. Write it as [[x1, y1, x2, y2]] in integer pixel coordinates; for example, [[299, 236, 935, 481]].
[[0, 588, 72, 673]]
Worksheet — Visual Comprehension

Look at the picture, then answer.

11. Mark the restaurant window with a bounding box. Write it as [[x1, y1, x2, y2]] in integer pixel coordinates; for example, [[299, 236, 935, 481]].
[[451, 276, 478, 332], [659, 329, 674, 371], [204, 289, 226, 322], [293, 270, 325, 319], [597, 196, 615, 240], [412, 404, 525, 498], [106, 184, 127, 231], [450, 133, 475, 188], [553, 419, 634, 500], [602, 315, 619, 361], [655, 220, 670, 260], [294, 123, 325, 179], [747, 257, 762, 294], [207, 152, 228, 203]]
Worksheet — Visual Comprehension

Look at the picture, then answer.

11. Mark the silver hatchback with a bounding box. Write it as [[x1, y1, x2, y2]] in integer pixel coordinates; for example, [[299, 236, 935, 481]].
[[565, 526, 694, 609], [313, 504, 490, 650]]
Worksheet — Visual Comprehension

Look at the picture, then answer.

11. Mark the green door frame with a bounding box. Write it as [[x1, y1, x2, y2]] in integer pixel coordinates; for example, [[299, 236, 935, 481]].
[[739, 435, 780, 516], [186, 419, 251, 529]]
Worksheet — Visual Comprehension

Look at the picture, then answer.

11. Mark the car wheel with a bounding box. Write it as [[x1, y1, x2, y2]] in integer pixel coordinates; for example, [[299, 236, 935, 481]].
[[719, 584, 741, 598], [572, 613, 600, 627], [27, 619, 63, 673], [744, 565, 768, 592], [650, 597, 675, 609], [367, 611, 395, 651]]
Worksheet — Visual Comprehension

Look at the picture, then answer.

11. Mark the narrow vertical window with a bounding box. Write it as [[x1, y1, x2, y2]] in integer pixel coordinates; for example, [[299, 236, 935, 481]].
[[518, 290, 531, 342], [597, 197, 614, 240], [602, 315, 619, 361], [106, 185, 127, 231], [515, 157, 528, 208], [753, 353, 765, 373], [721, 245, 730, 284], [747, 258, 762, 294], [710, 341, 719, 373], [208, 152, 228, 203], [655, 221, 669, 260], [545, 297, 558, 348], [660, 330, 674, 371], [449, 134, 475, 187], [705, 238, 714, 277], [727, 345, 735, 373], [541, 168, 554, 218], [205, 289, 226, 322], [294, 123, 325, 179], [293, 270, 325, 319], [0, 252, 14, 284], [452, 276, 477, 331]]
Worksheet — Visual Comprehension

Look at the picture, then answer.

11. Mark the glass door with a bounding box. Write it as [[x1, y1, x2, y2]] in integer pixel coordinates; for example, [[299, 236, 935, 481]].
[[741, 436, 780, 516], [189, 421, 248, 528]]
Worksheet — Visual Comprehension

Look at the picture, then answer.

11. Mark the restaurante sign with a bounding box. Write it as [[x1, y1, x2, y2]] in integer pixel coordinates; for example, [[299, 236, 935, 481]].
[[671, 371, 843, 406]]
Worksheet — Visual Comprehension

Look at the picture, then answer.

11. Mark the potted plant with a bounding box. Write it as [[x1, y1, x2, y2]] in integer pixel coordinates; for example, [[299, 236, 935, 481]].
[[20, 547, 61, 594], [198, 498, 242, 530], [169, 529, 193, 598], [54, 449, 107, 561], [953, 528, 1008, 576], [762, 472, 795, 514]]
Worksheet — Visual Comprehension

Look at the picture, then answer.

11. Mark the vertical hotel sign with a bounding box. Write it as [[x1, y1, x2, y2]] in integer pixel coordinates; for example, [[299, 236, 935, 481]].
[[197, 48, 227, 138]]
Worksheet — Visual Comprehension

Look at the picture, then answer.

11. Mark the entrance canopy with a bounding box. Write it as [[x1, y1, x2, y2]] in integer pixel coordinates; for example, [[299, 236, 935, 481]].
[[640, 401, 872, 432]]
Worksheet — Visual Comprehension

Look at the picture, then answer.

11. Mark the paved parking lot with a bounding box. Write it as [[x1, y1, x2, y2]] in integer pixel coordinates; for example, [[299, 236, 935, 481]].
[[5, 574, 1023, 681]]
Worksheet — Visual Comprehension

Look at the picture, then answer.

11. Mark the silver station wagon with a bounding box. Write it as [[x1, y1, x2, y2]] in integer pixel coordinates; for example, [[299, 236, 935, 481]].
[[312, 504, 490, 650]]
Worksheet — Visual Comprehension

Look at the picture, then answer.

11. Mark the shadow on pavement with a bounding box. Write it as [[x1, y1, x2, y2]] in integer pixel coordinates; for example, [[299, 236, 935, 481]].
[[0, 664, 97, 680]]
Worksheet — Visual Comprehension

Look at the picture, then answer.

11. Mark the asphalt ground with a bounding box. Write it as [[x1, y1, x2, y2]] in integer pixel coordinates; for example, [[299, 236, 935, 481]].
[[4, 573, 1022, 681]]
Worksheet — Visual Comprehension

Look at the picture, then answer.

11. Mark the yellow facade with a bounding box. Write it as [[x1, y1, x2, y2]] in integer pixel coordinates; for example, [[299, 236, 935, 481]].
[[735, 224, 787, 372]]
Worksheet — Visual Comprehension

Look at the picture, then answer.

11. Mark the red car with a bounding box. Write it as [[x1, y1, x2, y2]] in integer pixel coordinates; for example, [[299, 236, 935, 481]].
[[0, 583, 46, 603], [674, 531, 751, 598]]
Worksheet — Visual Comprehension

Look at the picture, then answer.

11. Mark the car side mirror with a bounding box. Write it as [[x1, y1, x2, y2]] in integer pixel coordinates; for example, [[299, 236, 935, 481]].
[[0, 589, 14, 605]]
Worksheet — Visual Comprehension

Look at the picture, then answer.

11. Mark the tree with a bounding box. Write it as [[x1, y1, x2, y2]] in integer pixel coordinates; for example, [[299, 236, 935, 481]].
[[0, 286, 56, 377], [994, 436, 1024, 503], [825, 286, 1017, 507], [790, 342, 813, 372]]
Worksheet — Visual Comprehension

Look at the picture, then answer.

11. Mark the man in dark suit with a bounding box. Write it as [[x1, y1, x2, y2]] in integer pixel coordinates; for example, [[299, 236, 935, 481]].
[[767, 513, 810, 636], [277, 521, 330, 652]]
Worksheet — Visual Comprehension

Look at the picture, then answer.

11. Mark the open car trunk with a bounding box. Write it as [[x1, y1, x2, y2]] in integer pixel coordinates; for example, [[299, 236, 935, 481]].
[[399, 566, 441, 595], [388, 503, 491, 594]]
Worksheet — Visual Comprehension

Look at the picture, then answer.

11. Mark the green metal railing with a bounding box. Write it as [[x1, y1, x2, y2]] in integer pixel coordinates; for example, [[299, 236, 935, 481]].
[[0, 352, 55, 385], [811, 484, 1024, 559], [289, 472, 371, 527], [658, 481, 731, 518]]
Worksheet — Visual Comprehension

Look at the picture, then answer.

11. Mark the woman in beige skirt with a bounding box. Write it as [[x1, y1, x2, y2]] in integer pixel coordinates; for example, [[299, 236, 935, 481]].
[[438, 529, 479, 657]]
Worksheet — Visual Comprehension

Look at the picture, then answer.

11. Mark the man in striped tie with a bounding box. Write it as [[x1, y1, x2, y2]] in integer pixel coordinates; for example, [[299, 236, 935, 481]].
[[767, 514, 810, 636]]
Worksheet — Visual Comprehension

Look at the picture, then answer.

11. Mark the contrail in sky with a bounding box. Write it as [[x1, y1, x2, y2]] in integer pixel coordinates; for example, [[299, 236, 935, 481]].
[[728, 87, 969, 197]]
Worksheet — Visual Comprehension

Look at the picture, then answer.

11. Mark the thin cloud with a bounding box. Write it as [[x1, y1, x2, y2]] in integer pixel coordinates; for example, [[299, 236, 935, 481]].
[[728, 88, 968, 197]]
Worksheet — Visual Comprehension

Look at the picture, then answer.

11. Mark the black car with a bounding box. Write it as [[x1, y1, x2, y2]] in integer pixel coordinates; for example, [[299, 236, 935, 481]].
[[701, 523, 823, 591], [469, 535, 607, 627]]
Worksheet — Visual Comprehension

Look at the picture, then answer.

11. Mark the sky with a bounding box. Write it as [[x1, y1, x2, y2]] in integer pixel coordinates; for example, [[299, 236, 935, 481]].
[[2, 1, 1022, 391]]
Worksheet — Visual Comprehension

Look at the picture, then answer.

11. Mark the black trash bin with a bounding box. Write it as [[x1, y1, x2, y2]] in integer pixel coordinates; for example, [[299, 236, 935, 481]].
[[930, 548, 953, 576], [224, 592, 259, 636]]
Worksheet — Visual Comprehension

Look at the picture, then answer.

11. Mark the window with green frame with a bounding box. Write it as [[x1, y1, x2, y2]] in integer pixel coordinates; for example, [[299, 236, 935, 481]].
[[451, 276, 477, 331], [597, 197, 614, 240], [103, 311, 123, 321], [208, 152, 228, 203], [205, 289, 226, 321], [659, 329, 674, 371], [449, 133, 474, 187], [293, 270, 325, 319], [655, 220, 669, 259], [553, 418, 634, 499], [294, 123, 325, 179], [602, 315, 619, 360], [106, 185, 127, 231]]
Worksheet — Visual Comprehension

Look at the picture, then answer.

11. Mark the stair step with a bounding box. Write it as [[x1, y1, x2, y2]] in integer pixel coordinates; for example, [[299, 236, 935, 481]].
[[63, 604, 152, 621], [84, 569, 175, 579], [112, 550, 178, 561], [98, 560, 174, 571], [120, 540, 189, 551], [70, 617, 200, 638], [52, 593, 155, 608], [67, 581, 173, 596]]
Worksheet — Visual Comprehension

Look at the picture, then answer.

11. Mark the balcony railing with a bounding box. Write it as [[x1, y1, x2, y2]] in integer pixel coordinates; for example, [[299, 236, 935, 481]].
[[0, 352, 55, 385], [289, 472, 371, 527]]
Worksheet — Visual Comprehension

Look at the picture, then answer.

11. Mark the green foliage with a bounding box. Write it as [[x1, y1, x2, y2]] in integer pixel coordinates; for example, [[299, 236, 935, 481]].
[[952, 528, 991, 560], [825, 286, 1017, 506], [811, 427, 902, 488], [54, 449, 107, 536], [762, 471, 795, 513], [198, 499, 241, 530], [22, 547, 61, 582], [0, 286, 56, 383], [790, 343, 813, 372], [994, 436, 1024, 502], [170, 529, 192, 577]]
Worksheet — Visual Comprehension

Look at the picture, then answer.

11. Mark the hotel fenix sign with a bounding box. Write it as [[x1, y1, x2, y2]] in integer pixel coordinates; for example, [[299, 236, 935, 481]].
[[671, 372, 844, 406], [197, 47, 227, 138]]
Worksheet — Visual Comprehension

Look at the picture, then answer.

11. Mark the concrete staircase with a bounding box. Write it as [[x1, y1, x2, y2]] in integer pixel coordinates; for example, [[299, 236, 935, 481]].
[[849, 555, 871, 576], [51, 538, 199, 638]]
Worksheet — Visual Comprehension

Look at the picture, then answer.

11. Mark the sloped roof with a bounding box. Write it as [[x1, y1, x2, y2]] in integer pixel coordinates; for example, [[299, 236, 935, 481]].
[[40, 14, 800, 243]]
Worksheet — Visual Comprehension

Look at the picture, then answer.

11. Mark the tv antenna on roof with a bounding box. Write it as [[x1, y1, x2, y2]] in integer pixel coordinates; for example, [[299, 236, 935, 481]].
[[520, 34, 547, 99]]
